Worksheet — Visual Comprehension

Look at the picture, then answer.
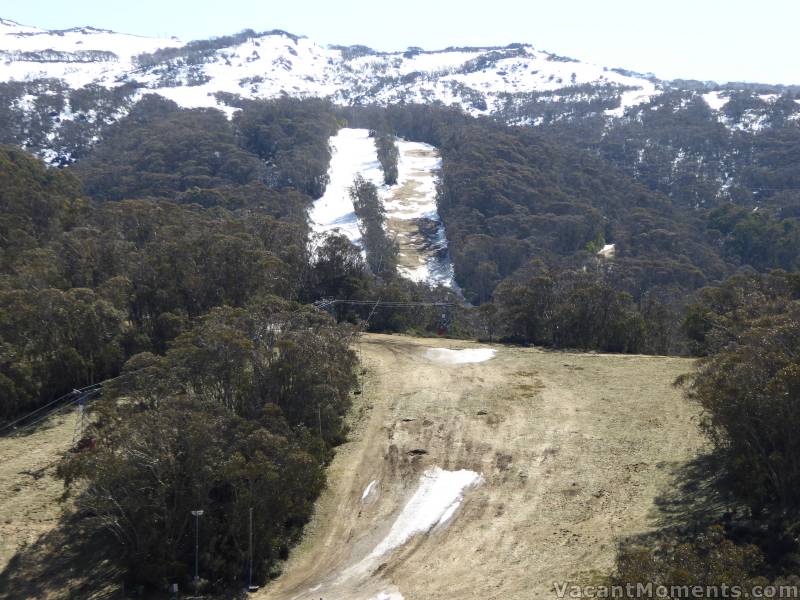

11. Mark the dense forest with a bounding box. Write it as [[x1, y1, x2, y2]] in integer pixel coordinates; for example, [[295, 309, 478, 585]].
[[3, 85, 800, 593]]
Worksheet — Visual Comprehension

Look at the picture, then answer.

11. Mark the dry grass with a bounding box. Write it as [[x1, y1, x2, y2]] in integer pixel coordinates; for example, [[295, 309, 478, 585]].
[[0, 334, 706, 600], [259, 334, 706, 600]]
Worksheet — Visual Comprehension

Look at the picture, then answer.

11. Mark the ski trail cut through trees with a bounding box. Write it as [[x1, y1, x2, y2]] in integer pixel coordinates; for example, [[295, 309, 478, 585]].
[[309, 128, 458, 288]]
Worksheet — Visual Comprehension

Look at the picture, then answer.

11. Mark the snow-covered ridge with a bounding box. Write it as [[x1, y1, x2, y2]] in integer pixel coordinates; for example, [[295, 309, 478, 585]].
[[0, 17, 181, 89], [0, 17, 662, 120], [4, 17, 790, 162]]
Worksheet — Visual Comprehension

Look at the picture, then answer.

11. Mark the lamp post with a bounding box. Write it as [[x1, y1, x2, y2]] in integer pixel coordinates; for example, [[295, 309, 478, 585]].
[[248, 506, 254, 592], [191, 509, 204, 596]]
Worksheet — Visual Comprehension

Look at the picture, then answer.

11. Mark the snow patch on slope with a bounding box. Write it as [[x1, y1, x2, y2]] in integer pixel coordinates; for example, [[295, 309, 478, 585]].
[[605, 80, 658, 117], [390, 140, 441, 219], [424, 348, 496, 364], [344, 467, 481, 581], [703, 91, 729, 111], [368, 467, 482, 557], [362, 480, 377, 501], [597, 243, 616, 258], [386, 139, 457, 287], [371, 591, 405, 600]]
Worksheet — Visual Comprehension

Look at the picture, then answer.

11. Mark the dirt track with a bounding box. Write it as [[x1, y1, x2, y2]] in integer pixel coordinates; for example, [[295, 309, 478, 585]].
[[259, 333, 703, 600]]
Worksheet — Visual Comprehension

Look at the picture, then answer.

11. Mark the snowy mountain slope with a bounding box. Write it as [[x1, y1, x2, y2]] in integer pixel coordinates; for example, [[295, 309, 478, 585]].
[[310, 128, 383, 244], [0, 18, 663, 134], [0, 18, 181, 88], [3, 16, 798, 183]]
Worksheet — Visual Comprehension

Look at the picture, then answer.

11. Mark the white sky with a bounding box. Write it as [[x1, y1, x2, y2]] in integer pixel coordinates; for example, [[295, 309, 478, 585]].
[[5, 0, 800, 84]]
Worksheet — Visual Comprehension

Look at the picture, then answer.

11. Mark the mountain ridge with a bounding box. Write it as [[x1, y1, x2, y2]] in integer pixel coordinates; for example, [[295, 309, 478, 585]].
[[1, 17, 799, 167]]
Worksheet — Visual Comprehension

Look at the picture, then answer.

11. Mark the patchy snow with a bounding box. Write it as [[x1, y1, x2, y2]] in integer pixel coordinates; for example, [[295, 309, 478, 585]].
[[385, 139, 457, 288], [371, 591, 405, 600], [367, 467, 482, 560], [0, 21, 666, 123], [424, 348, 496, 364], [605, 80, 658, 117], [399, 50, 481, 75], [362, 480, 377, 501], [703, 91, 729, 111], [310, 128, 458, 289], [388, 140, 441, 219], [339, 467, 481, 583], [0, 18, 181, 88]]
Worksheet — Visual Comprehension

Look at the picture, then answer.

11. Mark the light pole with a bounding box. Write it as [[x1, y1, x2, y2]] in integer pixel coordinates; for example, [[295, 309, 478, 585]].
[[248, 506, 254, 592], [191, 509, 204, 596]]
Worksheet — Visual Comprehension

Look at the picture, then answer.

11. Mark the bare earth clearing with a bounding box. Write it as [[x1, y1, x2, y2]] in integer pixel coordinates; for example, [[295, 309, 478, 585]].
[[260, 333, 703, 600], [0, 334, 703, 599]]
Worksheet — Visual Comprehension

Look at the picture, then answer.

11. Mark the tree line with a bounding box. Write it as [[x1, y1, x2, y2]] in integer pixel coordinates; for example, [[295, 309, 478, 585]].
[[349, 174, 398, 278]]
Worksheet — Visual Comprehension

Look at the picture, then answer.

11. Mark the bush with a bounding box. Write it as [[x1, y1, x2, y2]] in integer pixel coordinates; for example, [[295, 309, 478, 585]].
[[613, 526, 767, 595], [685, 302, 800, 517], [59, 302, 357, 591]]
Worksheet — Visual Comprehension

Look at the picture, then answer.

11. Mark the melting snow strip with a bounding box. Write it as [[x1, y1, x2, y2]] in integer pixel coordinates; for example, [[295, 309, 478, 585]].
[[424, 348, 496, 364], [365, 467, 482, 560], [362, 480, 377, 501], [340, 467, 482, 582], [371, 591, 405, 600], [309, 128, 384, 245]]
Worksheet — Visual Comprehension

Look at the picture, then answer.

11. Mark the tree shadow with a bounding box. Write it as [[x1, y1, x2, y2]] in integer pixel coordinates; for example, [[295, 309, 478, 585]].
[[626, 450, 741, 547], [0, 511, 123, 599]]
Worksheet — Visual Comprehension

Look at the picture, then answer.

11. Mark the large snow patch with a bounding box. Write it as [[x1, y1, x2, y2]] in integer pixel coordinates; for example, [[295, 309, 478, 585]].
[[341, 467, 482, 583], [367, 467, 482, 561], [309, 128, 383, 244]]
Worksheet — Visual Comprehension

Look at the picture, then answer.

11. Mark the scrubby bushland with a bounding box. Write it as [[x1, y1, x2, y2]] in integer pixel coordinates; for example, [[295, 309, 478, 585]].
[[490, 262, 645, 353], [0, 94, 344, 424], [59, 300, 357, 590], [0, 191, 310, 421], [609, 270, 800, 591], [685, 301, 800, 517], [75, 95, 264, 200]]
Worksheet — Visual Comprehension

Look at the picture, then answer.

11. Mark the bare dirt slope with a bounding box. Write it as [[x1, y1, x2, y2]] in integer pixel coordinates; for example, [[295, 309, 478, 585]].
[[260, 333, 703, 600]]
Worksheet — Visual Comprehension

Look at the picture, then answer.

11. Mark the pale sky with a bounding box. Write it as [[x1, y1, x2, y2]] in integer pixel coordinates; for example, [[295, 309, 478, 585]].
[[5, 0, 799, 84]]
